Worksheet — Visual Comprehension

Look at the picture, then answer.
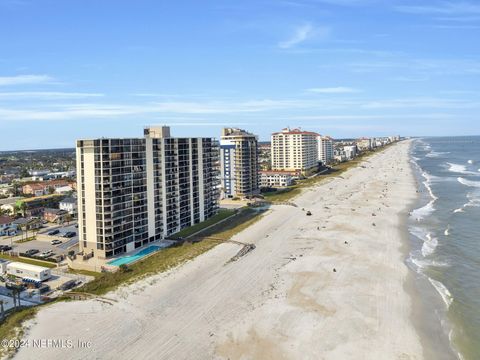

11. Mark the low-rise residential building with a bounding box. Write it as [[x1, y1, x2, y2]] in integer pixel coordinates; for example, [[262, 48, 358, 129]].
[[59, 197, 77, 216], [260, 170, 296, 188], [54, 185, 74, 194], [15, 194, 65, 217], [0, 197, 24, 215], [0, 215, 17, 236], [12, 217, 42, 232], [43, 208, 69, 223], [22, 179, 75, 197], [271, 128, 319, 175]]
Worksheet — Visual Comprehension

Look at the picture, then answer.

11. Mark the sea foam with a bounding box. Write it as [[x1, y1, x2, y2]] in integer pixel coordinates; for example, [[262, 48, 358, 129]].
[[422, 233, 438, 257], [447, 163, 477, 175], [457, 177, 480, 188], [429, 278, 453, 309]]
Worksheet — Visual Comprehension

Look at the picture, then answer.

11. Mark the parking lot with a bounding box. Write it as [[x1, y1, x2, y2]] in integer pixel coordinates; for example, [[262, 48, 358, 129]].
[[0, 222, 79, 260], [0, 267, 94, 311]]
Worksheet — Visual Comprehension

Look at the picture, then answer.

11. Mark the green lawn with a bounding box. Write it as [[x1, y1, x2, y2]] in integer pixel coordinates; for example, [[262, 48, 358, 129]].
[[0, 253, 56, 268], [77, 208, 263, 296], [169, 209, 236, 239]]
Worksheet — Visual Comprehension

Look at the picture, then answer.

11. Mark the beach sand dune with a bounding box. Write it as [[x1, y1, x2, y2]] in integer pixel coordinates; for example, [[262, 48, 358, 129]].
[[14, 141, 423, 360]]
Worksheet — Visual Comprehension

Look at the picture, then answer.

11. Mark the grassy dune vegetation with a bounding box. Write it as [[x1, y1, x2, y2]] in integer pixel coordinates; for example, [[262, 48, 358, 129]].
[[78, 208, 264, 295]]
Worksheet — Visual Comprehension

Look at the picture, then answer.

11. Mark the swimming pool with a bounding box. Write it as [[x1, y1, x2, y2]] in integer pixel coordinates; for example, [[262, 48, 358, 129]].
[[107, 245, 161, 266]]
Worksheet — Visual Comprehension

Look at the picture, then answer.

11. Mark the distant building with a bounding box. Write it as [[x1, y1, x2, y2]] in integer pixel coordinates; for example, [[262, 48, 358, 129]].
[[271, 128, 319, 175], [30, 170, 75, 181], [356, 138, 373, 151], [0, 216, 17, 236], [59, 197, 77, 216], [220, 128, 260, 198], [12, 217, 42, 231], [43, 208, 69, 223], [15, 194, 64, 217], [22, 179, 75, 197], [0, 197, 24, 215], [343, 145, 357, 160], [317, 135, 334, 165], [76, 126, 220, 259], [260, 170, 296, 188], [54, 185, 74, 194]]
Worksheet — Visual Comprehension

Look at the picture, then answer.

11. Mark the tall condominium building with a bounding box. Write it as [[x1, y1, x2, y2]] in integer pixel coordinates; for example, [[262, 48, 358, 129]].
[[220, 128, 259, 198], [76, 126, 219, 259], [271, 128, 319, 174], [317, 135, 334, 165]]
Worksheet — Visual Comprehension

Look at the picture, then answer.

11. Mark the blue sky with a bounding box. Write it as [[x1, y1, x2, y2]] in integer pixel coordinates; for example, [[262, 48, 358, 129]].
[[0, 0, 479, 150]]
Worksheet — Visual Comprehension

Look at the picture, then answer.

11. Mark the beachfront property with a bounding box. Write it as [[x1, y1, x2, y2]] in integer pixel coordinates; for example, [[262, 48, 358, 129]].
[[271, 128, 319, 175], [343, 145, 357, 160], [356, 138, 374, 151], [259, 170, 297, 188], [76, 126, 220, 260], [220, 128, 260, 199], [317, 135, 334, 165]]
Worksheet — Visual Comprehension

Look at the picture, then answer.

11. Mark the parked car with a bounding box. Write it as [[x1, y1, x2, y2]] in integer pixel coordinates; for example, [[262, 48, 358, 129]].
[[0, 245, 12, 251], [51, 239, 63, 245], [63, 231, 76, 238], [47, 229, 60, 236], [58, 279, 78, 291], [39, 250, 53, 258], [25, 249, 40, 256], [38, 284, 51, 294]]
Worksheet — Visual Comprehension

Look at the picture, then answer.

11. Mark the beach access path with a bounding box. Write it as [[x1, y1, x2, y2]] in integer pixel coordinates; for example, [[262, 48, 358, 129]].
[[14, 140, 424, 360]]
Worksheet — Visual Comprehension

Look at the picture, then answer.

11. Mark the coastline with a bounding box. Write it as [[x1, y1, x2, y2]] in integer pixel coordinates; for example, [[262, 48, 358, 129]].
[[14, 141, 427, 360], [406, 140, 461, 360]]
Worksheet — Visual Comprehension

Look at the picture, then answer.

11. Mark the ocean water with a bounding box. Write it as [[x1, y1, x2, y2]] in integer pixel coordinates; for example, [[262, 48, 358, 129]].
[[409, 136, 480, 360]]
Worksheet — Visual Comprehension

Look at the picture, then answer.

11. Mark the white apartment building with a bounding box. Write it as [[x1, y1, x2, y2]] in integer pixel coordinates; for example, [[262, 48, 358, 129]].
[[76, 126, 220, 259], [220, 128, 259, 198], [317, 135, 334, 165], [259, 170, 295, 188], [271, 128, 319, 175], [343, 145, 357, 160]]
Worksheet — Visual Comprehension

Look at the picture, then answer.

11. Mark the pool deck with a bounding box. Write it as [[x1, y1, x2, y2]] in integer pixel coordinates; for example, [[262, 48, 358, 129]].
[[107, 240, 176, 267]]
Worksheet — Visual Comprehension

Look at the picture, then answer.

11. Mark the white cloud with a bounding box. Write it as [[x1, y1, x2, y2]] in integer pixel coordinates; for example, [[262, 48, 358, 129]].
[[396, 1, 480, 15], [1, 95, 478, 123], [278, 23, 329, 49], [307, 86, 359, 94], [0, 92, 104, 99], [0, 74, 54, 86], [288, 113, 456, 121]]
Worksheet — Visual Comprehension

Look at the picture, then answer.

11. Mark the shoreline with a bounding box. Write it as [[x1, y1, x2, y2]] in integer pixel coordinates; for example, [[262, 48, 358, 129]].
[[405, 141, 460, 360], [14, 141, 427, 360]]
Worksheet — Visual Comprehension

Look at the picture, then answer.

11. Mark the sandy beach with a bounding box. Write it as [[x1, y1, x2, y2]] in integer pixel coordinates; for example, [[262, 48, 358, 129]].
[[13, 140, 424, 360]]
